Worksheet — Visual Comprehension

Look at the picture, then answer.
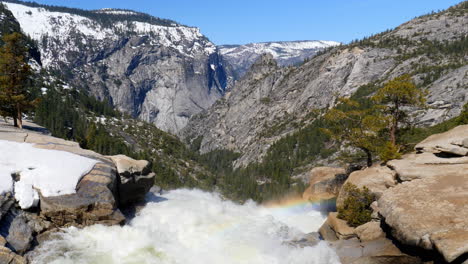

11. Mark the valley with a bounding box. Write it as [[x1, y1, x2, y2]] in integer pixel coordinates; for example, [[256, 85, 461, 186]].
[[0, 0, 466, 263]]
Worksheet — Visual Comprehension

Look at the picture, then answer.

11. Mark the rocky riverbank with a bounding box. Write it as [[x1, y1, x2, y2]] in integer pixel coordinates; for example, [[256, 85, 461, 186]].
[[0, 120, 155, 263], [304, 125, 468, 264]]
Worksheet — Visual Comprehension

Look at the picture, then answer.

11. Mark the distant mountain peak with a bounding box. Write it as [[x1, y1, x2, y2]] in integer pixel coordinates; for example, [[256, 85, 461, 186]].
[[219, 40, 340, 77]]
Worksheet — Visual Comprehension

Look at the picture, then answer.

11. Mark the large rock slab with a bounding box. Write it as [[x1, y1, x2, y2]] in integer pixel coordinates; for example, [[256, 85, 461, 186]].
[[326, 212, 356, 240], [435, 143, 468, 156], [108, 155, 151, 177], [40, 162, 125, 227], [387, 152, 468, 181], [319, 219, 339, 242], [108, 155, 155, 207], [330, 237, 422, 264], [354, 221, 385, 242], [302, 167, 346, 201], [415, 125, 468, 154], [378, 172, 468, 262], [337, 166, 397, 208], [0, 246, 26, 264], [5, 215, 33, 255]]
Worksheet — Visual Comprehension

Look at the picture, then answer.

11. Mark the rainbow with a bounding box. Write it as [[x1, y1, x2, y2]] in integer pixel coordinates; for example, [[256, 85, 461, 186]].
[[263, 195, 336, 215], [201, 195, 337, 239]]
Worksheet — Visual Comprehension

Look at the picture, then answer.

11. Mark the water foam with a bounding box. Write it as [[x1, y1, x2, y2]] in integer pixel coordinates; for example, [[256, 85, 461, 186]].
[[32, 189, 340, 264]]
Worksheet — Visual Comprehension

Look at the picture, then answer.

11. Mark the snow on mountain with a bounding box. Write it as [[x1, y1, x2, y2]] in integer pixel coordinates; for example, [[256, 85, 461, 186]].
[[94, 8, 139, 16], [219, 40, 340, 77], [1, 1, 227, 133], [2, 1, 216, 65]]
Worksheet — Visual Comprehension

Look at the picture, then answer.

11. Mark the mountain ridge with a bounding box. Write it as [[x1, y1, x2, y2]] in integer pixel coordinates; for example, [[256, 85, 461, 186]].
[[182, 2, 467, 168], [219, 40, 340, 77], [1, 0, 228, 133]]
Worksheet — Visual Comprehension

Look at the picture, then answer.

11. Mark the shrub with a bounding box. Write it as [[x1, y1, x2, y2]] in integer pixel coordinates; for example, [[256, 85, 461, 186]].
[[378, 141, 402, 163], [337, 183, 375, 227]]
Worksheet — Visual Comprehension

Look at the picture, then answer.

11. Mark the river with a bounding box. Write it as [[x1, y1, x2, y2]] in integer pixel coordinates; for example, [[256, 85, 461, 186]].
[[31, 189, 340, 264]]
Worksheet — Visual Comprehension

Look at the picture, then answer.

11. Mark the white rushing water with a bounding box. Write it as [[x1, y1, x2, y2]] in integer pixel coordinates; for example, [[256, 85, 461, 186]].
[[32, 189, 340, 264]]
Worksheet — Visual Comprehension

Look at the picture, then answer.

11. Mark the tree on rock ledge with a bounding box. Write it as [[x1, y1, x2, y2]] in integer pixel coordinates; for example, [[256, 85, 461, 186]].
[[0, 32, 36, 129], [372, 74, 426, 146], [323, 98, 387, 167]]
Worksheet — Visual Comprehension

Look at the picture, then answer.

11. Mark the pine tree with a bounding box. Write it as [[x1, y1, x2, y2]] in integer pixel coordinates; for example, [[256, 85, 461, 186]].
[[372, 74, 426, 146], [323, 98, 388, 167], [0, 32, 35, 128]]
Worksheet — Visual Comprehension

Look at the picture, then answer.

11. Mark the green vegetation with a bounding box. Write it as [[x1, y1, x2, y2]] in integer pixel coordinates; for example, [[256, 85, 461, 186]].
[[34, 84, 130, 155], [323, 98, 387, 166], [337, 183, 375, 227], [0, 32, 37, 128], [196, 118, 331, 202], [372, 74, 427, 146]]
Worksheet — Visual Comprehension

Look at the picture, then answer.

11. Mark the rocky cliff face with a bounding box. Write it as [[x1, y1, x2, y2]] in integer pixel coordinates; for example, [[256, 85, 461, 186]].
[[319, 125, 468, 263], [2, 1, 230, 133], [219, 40, 340, 77], [182, 3, 468, 166]]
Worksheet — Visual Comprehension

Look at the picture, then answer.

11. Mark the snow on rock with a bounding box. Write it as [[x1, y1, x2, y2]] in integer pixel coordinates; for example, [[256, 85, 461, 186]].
[[219, 40, 341, 77], [94, 8, 138, 16], [220, 40, 341, 62], [0, 140, 97, 209], [3, 1, 216, 65], [0, 166, 13, 194]]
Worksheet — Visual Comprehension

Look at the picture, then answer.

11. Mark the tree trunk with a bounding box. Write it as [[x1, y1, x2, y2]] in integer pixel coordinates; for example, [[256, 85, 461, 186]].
[[16, 104, 22, 129], [390, 123, 396, 146], [390, 101, 400, 145], [13, 116, 18, 127], [362, 148, 373, 167]]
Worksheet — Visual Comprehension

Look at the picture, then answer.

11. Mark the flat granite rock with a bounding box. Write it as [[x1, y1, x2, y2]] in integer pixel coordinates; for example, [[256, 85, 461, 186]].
[[354, 221, 385, 242], [415, 124, 468, 154], [378, 172, 468, 262], [302, 167, 346, 201], [330, 237, 422, 264], [327, 212, 356, 240], [387, 152, 468, 181]]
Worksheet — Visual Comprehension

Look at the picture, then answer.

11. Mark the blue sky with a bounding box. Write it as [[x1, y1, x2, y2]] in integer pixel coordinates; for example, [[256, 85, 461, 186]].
[[32, 0, 462, 45]]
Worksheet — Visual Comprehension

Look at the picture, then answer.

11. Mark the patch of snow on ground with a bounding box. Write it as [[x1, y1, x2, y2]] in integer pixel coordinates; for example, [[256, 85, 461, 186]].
[[0, 140, 97, 209]]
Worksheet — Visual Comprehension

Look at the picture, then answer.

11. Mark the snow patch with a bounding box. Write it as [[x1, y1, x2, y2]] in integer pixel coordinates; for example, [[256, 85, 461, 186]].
[[0, 140, 97, 209]]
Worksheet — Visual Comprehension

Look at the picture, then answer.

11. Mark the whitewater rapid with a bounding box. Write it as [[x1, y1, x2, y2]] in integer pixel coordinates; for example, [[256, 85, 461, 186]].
[[32, 189, 340, 264]]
